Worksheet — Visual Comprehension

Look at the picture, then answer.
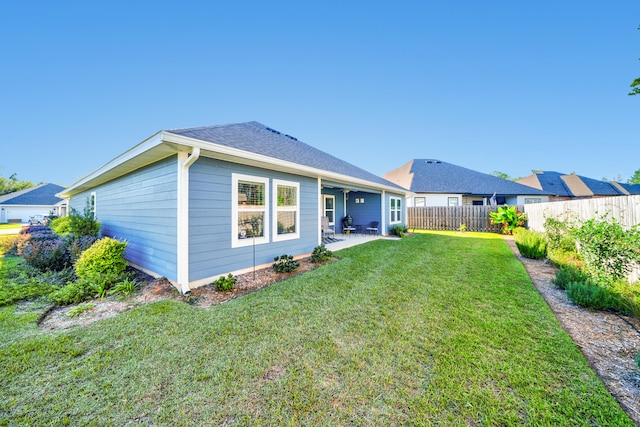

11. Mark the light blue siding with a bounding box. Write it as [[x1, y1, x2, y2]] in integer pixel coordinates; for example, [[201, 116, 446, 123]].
[[189, 157, 319, 281], [69, 157, 179, 281], [345, 191, 382, 232]]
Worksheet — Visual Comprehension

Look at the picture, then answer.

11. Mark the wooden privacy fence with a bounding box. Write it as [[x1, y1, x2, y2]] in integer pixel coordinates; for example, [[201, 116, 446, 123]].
[[407, 206, 515, 232], [523, 195, 640, 232]]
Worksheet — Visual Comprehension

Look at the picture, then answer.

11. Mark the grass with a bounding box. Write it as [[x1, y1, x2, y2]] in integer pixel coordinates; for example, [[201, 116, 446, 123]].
[[0, 232, 633, 425], [0, 223, 23, 230]]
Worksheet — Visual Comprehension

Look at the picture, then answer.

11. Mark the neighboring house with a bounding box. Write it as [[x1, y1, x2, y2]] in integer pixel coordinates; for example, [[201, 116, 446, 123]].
[[517, 171, 629, 201], [383, 159, 550, 207], [0, 183, 67, 223], [614, 182, 640, 195], [57, 121, 410, 294]]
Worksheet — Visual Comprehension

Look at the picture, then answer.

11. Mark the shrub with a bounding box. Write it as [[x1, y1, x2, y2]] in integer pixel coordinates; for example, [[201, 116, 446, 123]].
[[75, 237, 128, 287], [0, 234, 19, 255], [311, 244, 333, 263], [273, 254, 300, 273], [212, 274, 236, 291], [573, 214, 640, 286], [389, 224, 408, 238], [489, 205, 526, 234], [543, 215, 578, 252], [67, 200, 101, 237], [49, 216, 72, 235], [566, 279, 625, 312], [22, 235, 70, 272], [49, 280, 95, 305], [512, 227, 548, 259], [67, 235, 98, 264], [554, 265, 589, 290]]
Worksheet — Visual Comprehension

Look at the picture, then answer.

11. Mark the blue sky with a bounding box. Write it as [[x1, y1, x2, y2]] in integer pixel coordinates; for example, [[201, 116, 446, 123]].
[[2, 1, 638, 187]]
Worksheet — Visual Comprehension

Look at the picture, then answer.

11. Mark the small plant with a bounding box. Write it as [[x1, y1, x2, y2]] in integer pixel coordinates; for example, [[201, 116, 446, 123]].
[[389, 224, 408, 238], [22, 235, 70, 272], [67, 198, 101, 237], [489, 205, 526, 234], [108, 278, 140, 298], [458, 223, 467, 233], [554, 265, 589, 290], [67, 302, 95, 317], [48, 280, 95, 305], [212, 274, 236, 291], [273, 254, 300, 273], [634, 354, 640, 369], [512, 227, 548, 259], [310, 244, 333, 263], [566, 279, 624, 312]]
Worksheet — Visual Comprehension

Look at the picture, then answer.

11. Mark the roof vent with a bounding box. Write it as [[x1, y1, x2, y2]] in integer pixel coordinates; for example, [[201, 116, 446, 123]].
[[284, 134, 298, 141], [266, 127, 281, 135]]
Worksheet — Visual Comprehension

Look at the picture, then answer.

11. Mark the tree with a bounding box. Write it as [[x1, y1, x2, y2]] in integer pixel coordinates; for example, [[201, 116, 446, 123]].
[[0, 174, 36, 196], [628, 169, 640, 185]]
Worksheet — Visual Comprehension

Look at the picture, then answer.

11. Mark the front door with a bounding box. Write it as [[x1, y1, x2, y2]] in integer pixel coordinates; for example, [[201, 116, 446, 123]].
[[323, 195, 335, 226]]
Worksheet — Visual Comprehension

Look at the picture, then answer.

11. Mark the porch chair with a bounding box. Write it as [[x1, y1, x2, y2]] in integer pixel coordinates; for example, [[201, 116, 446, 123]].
[[321, 216, 335, 239], [366, 221, 379, 236], [342, 217, 356, 236]]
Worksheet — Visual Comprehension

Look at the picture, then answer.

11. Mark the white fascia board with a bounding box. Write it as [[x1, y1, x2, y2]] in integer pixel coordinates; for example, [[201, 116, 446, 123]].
[[162, 132, 412, 196]]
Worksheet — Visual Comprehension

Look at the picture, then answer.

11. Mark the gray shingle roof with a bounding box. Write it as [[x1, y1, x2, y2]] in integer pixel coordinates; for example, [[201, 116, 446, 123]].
[[0, 183, 65, 205], [166, 121, 404, 190], [385, 159, 550, 196]]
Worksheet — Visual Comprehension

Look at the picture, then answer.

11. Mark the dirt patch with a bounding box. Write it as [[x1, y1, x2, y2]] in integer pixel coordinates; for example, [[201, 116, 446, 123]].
[[505, 237, 640, 425], [38, 258, 323, 330]]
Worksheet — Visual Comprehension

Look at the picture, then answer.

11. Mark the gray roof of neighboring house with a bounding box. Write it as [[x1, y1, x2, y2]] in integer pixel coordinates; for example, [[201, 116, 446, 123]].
[[383, 159, 550, 196], [518, 171, 624, 197], [0, 183, 65, 205], [167, 121, 405, 191]]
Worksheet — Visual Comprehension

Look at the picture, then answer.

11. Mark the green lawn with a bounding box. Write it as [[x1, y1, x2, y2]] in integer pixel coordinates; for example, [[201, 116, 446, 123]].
[[0, 223, 23, 230], [0, 232, 633, 425]]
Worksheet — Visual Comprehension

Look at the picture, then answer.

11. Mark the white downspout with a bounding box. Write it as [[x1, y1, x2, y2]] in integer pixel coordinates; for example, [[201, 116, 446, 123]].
[[177, 147, 200, 295], [381, 190, 386, 235]]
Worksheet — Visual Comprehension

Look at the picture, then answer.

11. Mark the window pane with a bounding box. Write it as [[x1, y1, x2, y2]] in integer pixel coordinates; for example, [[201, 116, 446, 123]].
[[277, 185, 297, 207], [238, 181, 264, 207], [415, 197, 425, 207], [325, 197, 334, 210], [277, 211, 296, 235], [238, 212, 264, 239], [326, 210, 334, 223]]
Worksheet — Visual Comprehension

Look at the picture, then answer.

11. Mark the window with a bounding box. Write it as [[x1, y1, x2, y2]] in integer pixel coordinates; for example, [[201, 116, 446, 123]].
[[273, 180, 299, 242], [414, 197, 426, 207], [232, 174, 269, 247], [323, 195, 335, 225], [390, 197, 402, 224], [524, 198, 542, 204], [448, 197, 459, 207], [90, 192, 97, 218]]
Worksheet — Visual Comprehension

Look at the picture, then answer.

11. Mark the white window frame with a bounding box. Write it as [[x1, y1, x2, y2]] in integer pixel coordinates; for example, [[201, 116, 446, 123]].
[[448, 197, 459, 207], [90, 191, 97, 219], [390, 196, 402, 224], [273, 179, 300, 242], [232, 173, 270, 248], [323, 194, 336, 226], [524, 198, 542, 204]]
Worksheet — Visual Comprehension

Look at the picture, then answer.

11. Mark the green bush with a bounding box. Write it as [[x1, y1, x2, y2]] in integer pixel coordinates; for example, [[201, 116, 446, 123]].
[[212, 274, 237, 291], [573, 214, 640, 286], [489, 205, 526, 234], [389, 224, 408, 238], [49, 279, 95, 305], [543, 215, 578, 252], [75, 237, 128, 286], [67, 200, 101, 237], [512, 227, 548, 259], [553, 265, 589, 290], [310, 244, 333, 263], [273, 254, 300, 273], [67, 235, 98, 264], [566, 279, 625, 312], [49, 216, 72, 235]]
